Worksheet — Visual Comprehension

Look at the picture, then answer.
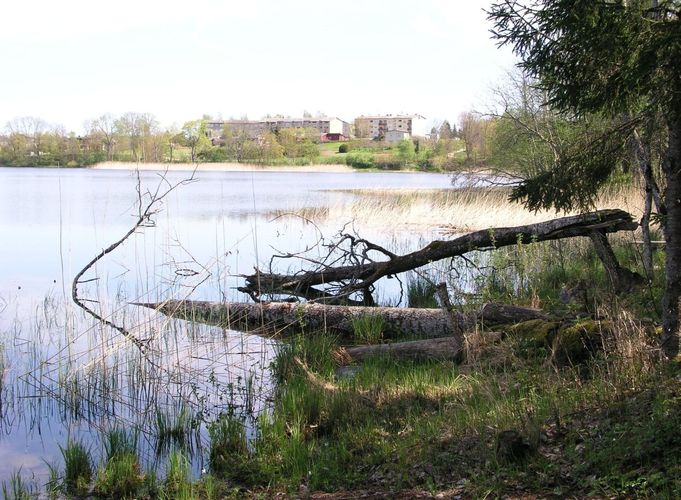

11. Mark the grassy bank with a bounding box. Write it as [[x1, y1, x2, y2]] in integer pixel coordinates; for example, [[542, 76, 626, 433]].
[[7, 224, 676, 498]]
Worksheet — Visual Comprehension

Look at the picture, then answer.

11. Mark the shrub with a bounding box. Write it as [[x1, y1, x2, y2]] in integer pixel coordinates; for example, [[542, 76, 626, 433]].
[[338, 143, 349, 153], [345, 152, 375, 169]]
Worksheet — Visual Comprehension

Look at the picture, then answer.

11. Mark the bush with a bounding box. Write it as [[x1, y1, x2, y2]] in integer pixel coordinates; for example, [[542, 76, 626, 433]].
[[345, 152, 375, 169], [338, 143, 349, 153], [373, 154, 402, 170], [199, 147, 228, 162]]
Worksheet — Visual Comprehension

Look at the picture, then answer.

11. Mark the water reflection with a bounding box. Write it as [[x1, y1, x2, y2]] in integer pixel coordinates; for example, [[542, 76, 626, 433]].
[[0, 166, 457, 482]]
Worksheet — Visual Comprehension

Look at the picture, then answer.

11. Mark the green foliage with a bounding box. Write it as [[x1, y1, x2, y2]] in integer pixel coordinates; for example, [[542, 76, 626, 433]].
[[351, 314, 384, 344], [1, 471, 35, 500], [60, 440, 93, 496], [154, 406, 196, 453], [338, 143, 349, 153], [395, 139, 416, 165], [103, 427, 138, 461], [162, 451, 193, 499], [571, 387, 681, 497], [509, 118, 637, 212], [270, 333, 338, 383], [407, 276, 439, 308], [488, 1, 681, 213], [94, 452, 145, 498], [208, 415, 250, 480], [345, 152, 375, 169], [199, 146, 228, 162]]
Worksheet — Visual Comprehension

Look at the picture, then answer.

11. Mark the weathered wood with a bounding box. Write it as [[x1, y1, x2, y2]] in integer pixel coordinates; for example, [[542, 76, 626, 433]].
[[239, 209, 638, 303], [588, 230, 644, 293], [339, 337, 466, 363], [133, 299, 554, 340]]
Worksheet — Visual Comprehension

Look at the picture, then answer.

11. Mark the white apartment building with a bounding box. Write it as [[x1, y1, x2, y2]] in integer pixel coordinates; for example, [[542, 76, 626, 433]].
[[206, 117, 351, 142], [353, 114, 428, 141]]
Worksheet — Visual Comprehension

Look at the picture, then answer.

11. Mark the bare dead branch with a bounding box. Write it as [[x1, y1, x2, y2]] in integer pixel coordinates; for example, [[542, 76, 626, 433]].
[[72, 167, 197, 351], [238, 209, 638, 304]]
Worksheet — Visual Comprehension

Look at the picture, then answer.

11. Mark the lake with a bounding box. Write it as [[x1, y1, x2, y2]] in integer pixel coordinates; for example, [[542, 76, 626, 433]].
[[0, 166, 460, 483]]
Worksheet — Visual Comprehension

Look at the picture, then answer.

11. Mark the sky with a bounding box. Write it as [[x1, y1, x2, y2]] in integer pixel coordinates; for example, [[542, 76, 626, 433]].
[[1, 0, 517, 134]]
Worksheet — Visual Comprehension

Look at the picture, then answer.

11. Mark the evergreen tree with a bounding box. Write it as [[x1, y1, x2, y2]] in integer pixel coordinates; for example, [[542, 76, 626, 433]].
[[488, 0, 681, 358]]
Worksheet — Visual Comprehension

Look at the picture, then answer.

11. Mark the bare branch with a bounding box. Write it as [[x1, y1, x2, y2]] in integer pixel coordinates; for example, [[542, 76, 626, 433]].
[[72, 167, 197, 351]]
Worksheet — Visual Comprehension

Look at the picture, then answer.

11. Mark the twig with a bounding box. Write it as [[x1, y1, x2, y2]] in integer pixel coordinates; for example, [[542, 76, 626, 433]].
[[71, 167, 197, 351]]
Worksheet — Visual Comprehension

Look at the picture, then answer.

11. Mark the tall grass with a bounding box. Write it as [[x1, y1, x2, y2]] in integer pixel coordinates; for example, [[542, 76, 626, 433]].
[[351, 314, 384, 344], [208, 415, 249, 480], [272, 184, 643, 232], [406, 275, 439, 308], [60, 440, 93, 496], [162, 451, 193, 499], [1, 470, 35, 500]]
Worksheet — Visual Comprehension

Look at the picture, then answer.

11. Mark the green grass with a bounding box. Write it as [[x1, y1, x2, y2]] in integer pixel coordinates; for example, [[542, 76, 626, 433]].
[[154, 405, 196, 453], [60, 440, 93, 496], [1, 470, 35, 500], [208, 415, 249, 481], [162, 451, 194, 499], [94, 451, 145, 498], [9, 227, 673, 498], [351, 314, 384, 344], [407, 275, 439, 308]]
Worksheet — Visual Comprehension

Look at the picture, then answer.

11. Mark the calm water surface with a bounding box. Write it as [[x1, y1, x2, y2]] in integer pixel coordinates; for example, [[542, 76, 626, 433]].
[[0, 166, 457, 483]]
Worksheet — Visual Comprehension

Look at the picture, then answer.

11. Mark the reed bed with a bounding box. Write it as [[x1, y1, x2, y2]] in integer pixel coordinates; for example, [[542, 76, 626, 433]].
[[272, 184, 644, 233]]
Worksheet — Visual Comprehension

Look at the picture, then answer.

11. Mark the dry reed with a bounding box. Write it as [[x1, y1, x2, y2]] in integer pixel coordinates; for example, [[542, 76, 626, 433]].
[[271, 185, 644, 234]]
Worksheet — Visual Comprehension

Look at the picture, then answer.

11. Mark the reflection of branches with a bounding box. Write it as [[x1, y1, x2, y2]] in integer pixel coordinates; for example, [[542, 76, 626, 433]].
[[72, 169, 197, 351]]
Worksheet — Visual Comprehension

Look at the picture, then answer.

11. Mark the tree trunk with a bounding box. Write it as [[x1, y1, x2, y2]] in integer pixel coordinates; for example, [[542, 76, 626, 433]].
[[240, 209, 638, 303], [641, 188, 654, 280], [339, 337, 470, 363], [133, 300, 554, 341], [588, 230, 644, 293], [661, 118, 681, 359]]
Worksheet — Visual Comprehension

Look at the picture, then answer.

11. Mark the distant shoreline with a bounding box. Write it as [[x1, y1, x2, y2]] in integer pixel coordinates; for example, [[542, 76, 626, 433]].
[[90, 161, 355, 173]]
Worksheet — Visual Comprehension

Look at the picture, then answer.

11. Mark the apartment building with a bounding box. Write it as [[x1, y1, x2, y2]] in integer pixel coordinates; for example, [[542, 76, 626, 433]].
[[353, 114, 428, 141], [206, 117, 351, 143]]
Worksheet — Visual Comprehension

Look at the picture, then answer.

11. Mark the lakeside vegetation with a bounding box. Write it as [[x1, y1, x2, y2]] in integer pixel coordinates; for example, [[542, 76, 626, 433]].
[[0, 114, 467, 171], [5, 222, 678, 498], [4, 2, 681, 498]]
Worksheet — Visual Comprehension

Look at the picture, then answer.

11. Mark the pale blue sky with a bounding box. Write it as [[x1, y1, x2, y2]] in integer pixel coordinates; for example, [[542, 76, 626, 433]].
[[1, 0, 516, 133]]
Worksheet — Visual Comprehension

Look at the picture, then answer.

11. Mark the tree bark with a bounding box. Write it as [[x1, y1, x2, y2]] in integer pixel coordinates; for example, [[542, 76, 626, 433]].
[[588, 230, 644, 294], [133, 300, 554, 341], [240, 209, 638, 303], [338, 337, 471, 363], [661, 118, 681, 359]]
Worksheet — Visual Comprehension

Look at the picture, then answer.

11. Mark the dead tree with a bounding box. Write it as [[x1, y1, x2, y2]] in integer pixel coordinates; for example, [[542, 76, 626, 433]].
[[134, 299, 560, 341], [72, 168, 197, 350], [238, 209, 639, 305]]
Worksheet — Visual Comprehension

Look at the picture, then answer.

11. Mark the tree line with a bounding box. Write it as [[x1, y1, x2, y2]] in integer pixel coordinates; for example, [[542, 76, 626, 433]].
[[0, 114, 327, 167]]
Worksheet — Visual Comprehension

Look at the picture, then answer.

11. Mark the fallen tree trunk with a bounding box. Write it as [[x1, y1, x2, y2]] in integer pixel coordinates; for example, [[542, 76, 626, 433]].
[[134, 299, 556, 340], [238, 209, 638, 303], [338, 337, 472, 363]]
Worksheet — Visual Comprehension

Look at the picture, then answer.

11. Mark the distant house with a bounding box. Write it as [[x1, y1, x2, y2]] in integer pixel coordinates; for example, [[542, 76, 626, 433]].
[[320, 132, 348, 142], [384, 129, 410, 144], [206, 117, 351, 143], [353, 114, 428, 141]]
